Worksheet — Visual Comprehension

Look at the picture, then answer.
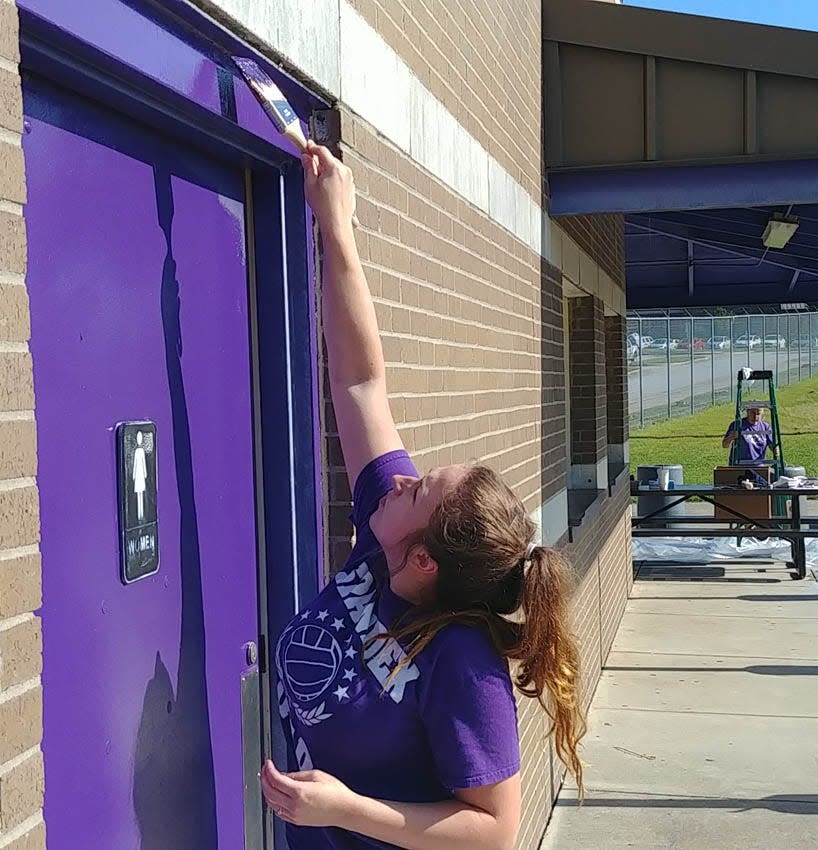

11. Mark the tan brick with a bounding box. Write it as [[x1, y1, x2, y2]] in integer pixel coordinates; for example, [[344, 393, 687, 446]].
[[0, 213, 26, 279], [0, 67, 22, 134], [0, 2, 20, 64], [0, 140, 25, 205], [0, 419, 35, 481], [0, 554, 41, 619], [0, 486, 39, 551], [0, 617, 42, 690], [0, 686, 41, 763], [2, 820, 45, 850], [0, 352, 33, 411], [0, 750, 43, 832]]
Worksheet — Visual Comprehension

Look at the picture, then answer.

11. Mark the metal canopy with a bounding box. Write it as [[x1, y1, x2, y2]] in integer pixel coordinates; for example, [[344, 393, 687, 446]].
[[544, 0, 818, 179], [626, 204, 818, 308], [543, 0, 818, 309]]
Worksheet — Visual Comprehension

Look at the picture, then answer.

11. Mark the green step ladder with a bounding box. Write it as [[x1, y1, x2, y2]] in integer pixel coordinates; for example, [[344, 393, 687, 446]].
[[728, 368, 786, 518]]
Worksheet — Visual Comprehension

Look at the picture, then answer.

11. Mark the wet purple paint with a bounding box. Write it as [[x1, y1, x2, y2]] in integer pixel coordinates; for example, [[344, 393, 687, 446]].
[[20, 0, 308, 159]]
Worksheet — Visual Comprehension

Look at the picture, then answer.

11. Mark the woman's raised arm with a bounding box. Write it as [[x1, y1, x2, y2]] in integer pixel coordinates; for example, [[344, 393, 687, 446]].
[[302, 142, 404, 490]]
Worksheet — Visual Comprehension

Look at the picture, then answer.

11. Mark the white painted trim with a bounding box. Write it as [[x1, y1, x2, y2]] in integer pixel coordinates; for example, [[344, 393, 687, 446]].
[[531, 487, 568, 546], [570, 457, 609, 490], [569, 464, 596, 489], [597, 455, 609, 490], [338, 2, 540, 255], [202, 0, 623, 306]]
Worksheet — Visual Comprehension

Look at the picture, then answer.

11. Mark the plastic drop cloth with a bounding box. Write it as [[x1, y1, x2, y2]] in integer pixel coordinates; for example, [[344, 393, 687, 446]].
[[632, 534, 818, 568]]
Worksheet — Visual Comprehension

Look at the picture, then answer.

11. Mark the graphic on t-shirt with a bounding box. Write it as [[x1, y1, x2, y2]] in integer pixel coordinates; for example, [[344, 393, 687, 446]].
[[276, 561, 421, 740], [283, 624, 344, 702]]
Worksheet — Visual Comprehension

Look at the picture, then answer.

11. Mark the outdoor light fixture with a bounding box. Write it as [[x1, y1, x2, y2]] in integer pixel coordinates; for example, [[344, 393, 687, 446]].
[[762, 213, 799, 249]]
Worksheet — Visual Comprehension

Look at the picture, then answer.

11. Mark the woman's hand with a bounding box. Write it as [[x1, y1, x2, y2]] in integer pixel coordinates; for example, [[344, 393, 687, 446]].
[[301, 140, 357, 235], [260, 759, 361, 828]]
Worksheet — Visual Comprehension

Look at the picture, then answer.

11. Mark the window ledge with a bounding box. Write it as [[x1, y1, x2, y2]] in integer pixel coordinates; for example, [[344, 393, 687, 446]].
[[567, 488, 606, 542], [608, 462, 630, 495]]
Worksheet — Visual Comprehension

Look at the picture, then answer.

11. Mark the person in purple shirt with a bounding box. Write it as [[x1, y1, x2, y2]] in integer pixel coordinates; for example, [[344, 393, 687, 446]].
[[259, 141, 585, 850], [722, 407, 777, 463]]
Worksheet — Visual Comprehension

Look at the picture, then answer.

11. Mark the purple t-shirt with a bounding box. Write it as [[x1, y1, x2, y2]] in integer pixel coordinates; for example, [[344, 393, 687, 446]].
[[275, 450, 520, 849], [725, 418, 774, 462]]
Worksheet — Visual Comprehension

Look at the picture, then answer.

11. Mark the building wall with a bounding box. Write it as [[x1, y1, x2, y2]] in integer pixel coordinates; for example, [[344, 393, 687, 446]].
[[325, 107, 546, 570], [2, 0, 634, 847], [0, 1, 46, 847], [559, 213, 625, 291]]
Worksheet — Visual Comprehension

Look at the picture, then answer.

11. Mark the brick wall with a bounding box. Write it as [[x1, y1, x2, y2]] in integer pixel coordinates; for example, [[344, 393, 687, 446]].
[[558, 214, 625, 289], [568, 296, 607, 468], [541, 262, 567, 502], [345, 0, 542, 202], [324, 107, 547, 575], [516, 487, 632, 845], [0, 1, 46, 847], [605, 314, 629, 448]]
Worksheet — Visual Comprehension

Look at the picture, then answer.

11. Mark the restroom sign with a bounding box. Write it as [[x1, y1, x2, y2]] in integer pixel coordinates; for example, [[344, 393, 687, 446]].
[[117, 421, 159, 583]]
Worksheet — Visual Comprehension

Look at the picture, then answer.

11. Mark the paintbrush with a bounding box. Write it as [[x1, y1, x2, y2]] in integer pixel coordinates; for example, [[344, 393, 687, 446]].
[[233, 57, 358, 227]]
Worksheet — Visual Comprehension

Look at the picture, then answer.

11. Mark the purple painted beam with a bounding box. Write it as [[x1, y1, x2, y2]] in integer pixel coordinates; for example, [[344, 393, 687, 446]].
[[550, 158, 818, 216]]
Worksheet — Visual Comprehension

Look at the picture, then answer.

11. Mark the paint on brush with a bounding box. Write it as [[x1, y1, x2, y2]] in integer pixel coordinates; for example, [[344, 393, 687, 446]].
[[233, 56, 359, 227], [232, 57, 308, 151]]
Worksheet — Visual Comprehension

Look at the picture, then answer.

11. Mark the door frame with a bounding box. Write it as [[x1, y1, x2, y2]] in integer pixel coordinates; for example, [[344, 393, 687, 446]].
[[19, 1, 325, 845]]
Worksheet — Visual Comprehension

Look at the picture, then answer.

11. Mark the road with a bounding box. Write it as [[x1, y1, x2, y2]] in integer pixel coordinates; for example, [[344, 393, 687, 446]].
[[629, 347, 818, 424]]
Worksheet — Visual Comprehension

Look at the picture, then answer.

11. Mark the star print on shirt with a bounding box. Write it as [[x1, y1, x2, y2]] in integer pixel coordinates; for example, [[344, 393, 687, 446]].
[[333, 685, 349, 701], [332, 618, 344, 631], [317, 610, 329, 621], [343, 668, 357, 682], [344, 646, 356, 660], [299, 610, 310, 620]]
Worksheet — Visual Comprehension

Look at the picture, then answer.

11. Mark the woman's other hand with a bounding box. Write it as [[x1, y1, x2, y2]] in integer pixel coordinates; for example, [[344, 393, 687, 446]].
[[260, 759, 360, 828], [301, 140, 357, 234]]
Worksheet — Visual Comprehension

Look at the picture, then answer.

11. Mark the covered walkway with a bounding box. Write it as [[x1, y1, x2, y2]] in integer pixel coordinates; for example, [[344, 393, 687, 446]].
[[542, 560, 818, 849]]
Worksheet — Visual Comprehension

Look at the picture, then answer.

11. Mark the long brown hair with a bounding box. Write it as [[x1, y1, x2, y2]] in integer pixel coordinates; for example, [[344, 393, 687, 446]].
[[368, 465, 586, 792]]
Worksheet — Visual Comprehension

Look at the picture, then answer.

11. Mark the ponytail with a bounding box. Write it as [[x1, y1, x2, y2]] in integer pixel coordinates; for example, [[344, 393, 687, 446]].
[[515, 547, 585, 796], [366, 466, 587, 794]]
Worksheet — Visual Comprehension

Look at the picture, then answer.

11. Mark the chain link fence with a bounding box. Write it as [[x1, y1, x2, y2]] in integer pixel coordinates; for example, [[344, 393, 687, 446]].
[[628, 311, 818, 428]]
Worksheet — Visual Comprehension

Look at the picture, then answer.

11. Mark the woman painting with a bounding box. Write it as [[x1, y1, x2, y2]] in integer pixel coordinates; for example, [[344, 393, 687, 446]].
[[260, 141, 585, 850]]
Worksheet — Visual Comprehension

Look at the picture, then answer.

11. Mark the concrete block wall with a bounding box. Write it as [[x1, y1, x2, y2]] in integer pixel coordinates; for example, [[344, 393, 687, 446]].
[[567, 487, 632, 708], [540, 261, 567, 503], [1, 0, 635, 846], [567, 296, 607, 486], [605, 313, 629, 467], [345, 0, 543, 204], [325, 108, 546, 572], [557, 213, 625, 290], [0, 1, 46, 847]]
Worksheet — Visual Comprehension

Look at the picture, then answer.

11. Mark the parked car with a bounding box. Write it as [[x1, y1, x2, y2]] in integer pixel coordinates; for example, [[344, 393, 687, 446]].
[[763, 335, 786, 349], [790, 336, 818, 348], [733, 334, 762, 349], [677, 338, 706, 351], [649, 337, 679, 351], [706, 336, 731, 350]]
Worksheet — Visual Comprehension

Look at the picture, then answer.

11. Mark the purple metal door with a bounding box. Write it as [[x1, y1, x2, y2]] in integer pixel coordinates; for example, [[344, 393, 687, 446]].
[[24, 79, 262, 849]]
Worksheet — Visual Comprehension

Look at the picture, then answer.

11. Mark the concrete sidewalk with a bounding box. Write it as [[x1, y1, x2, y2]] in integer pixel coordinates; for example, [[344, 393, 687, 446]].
[[542, 560, 818, 850]]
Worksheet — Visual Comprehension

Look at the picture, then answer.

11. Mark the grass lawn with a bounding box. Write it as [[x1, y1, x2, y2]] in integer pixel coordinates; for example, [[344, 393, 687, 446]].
[[630, 374, 818, 485]]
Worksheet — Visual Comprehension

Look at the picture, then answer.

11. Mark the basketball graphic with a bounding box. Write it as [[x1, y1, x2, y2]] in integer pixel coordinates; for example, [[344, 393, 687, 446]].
[[282, 625, 343, 702]]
